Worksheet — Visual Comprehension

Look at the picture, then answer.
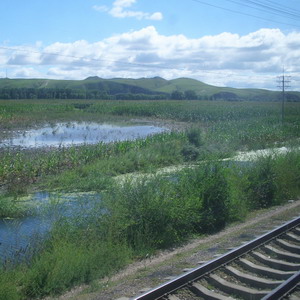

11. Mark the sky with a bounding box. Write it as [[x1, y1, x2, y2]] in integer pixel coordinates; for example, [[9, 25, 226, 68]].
[[1, 0, 300, 90]]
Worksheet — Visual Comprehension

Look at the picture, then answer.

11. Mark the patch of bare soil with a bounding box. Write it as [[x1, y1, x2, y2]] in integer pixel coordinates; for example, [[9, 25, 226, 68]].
[[48, 199, 300, 300]]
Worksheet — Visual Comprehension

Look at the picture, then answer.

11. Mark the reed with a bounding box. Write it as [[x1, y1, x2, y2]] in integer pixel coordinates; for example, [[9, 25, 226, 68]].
[[0, 99, 299, 299]]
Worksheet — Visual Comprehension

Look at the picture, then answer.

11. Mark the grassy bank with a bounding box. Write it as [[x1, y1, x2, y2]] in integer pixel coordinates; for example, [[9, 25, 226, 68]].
[[0, 151, 299, 299], [0, 99, 300, 299], [1, 100, 299, 198]]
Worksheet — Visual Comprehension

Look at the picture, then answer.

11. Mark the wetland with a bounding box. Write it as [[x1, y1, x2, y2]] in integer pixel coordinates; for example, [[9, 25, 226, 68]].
[[0, 99, 299, 300], [0, 121, 167, 149]]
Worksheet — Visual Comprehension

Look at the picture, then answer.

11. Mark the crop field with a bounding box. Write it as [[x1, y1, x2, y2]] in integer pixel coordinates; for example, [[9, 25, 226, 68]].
[[0, 99, 300, 299]]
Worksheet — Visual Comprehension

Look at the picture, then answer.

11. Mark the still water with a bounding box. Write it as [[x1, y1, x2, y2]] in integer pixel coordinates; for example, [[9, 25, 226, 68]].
[[0, 192, 101, 263], [0, 121, 167, 262], [0, 122, 167, 148], [0, 122, 166, 261]]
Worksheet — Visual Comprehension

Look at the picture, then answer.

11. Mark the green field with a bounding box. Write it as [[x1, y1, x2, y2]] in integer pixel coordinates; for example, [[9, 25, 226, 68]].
[[0, 99, 300, 299]]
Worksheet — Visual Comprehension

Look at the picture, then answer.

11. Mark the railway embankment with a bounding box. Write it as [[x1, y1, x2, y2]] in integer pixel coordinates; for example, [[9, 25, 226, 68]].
[[51, 199, 300, 300]]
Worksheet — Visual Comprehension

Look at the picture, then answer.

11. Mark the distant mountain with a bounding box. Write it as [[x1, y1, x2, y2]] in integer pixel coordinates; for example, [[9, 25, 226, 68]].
[[0, 77, 299, 101]]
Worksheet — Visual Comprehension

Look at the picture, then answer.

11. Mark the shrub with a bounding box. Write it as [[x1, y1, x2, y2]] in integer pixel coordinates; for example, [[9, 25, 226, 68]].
[[102, 177, 178, 254], [246, 156, 277, 209], [181, 144, 200, 161], [273, 150, 300, 201], [198, 164, 229, 233], [186, 127, 203, 147], [226, 163, 250, 222]]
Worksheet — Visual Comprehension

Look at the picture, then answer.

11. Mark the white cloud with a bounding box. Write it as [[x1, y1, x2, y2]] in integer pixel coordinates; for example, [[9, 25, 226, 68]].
[[114, 0, 137, 8], [92, 5, 109, 13], [13, 67, 44, 78], [1, 27, 300, 89], [93, 0, 163, 21]]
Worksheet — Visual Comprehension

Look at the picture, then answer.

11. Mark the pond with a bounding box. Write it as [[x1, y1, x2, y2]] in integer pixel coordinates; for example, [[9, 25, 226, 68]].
[[0, 121, 167, 263], [0, 121, 167, 148], [0, 192, 102, 264]]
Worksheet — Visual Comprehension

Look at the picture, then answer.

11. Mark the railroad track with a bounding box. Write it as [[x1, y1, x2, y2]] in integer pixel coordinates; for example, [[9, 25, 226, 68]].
[[130, 216, 300, 300]]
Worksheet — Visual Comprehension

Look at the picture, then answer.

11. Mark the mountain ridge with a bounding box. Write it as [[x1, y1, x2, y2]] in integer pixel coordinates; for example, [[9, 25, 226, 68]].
[[0, 77, 299, 101]]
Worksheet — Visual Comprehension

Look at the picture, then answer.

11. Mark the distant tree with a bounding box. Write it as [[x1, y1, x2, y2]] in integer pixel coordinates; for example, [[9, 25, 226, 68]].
[[184, 90, 198, 100], [171, 90, 184, 100], [286, 93, 300, 102], [212, 92, 238, 101]]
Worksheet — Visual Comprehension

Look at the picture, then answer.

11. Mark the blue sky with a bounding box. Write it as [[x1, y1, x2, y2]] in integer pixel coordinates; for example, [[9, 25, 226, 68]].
[[1, 0, 300, 89]]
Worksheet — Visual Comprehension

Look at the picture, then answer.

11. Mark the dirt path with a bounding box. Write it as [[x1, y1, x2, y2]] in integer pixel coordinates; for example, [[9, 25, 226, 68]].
[[48, 199, 300, 300]]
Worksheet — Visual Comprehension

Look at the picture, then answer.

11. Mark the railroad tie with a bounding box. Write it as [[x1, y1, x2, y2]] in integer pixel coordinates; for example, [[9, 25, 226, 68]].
[[238, 258, 295, 280], [263, 244, 300, 263], [207, 273, 270, 300], [166, 295, 181, 300], [285, 232, 300, 243], [131, 218, 300, 300], [273, 239, 300, 254], [189, 282, 235, 300], [223, 265, 283, 289], [251, 251, 300, 272], [293, 227, 300, 235]]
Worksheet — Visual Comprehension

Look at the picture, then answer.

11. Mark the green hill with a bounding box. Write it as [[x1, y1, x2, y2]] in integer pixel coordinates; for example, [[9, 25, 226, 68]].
[[0, 76, 299, 101]]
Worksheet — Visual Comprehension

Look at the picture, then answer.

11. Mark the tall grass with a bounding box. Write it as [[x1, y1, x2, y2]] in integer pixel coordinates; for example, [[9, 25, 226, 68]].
[[0, 99, 300, 299], [0, 196, 27, 218], [0, 151, 299, 299], [0, 131, 186, 195], [1, 100, 299, 196]]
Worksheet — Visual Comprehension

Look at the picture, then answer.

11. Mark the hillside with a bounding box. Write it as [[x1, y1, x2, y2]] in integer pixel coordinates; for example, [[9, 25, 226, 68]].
[[0, 77, 299, 101]]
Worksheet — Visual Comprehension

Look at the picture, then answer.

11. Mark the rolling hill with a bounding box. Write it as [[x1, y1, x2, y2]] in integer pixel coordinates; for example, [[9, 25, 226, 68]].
[[0, 76, 299, 101]]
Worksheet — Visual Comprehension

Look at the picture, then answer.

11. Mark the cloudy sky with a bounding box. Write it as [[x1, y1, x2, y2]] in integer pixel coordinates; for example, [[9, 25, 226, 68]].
[[1, 0, 300, 89]]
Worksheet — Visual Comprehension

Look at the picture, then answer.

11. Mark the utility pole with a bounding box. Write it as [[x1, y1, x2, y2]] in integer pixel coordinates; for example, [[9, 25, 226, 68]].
[[277, 68, 290, 124]]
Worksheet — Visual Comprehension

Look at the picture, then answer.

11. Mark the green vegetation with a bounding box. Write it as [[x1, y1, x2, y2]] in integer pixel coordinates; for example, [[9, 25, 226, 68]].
[[1, 100, 299, 197], [1, 77, 300, 101], [0, 99, 299, 299], [0, 152, 300, 300]]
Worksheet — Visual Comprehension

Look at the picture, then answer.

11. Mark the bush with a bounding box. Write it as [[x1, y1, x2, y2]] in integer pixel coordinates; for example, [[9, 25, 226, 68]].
[[1, 152, 300, 299], [186, 127, 203, 147], [198, 164, 229, 233], [102, 177, 179, 254], [226, 163, 249, 222], [273, 150, 300, 201], [181, 144, 200, 161], [246, 156, 277, 209]]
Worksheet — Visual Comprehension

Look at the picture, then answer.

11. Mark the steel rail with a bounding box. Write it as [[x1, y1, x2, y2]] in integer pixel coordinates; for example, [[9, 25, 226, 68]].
[[261, 270, 300, 300], [132, 216, 300, 300]]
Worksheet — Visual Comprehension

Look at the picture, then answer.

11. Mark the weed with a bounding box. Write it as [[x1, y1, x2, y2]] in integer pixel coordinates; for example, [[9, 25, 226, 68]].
[[0, 99, 299, 299]]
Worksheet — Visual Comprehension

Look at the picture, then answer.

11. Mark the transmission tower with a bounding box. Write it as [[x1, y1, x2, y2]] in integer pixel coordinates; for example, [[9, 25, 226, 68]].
[[277, 69, 291, 124]]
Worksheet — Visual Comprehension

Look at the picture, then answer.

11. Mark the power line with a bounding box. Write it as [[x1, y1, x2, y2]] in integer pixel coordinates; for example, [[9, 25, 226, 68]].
[[189, 0, 300, 28], [245, 0, 300, 20], [277, 68, 291, 124], [262, 0, 300, 15], [223, 0, 300, 21]]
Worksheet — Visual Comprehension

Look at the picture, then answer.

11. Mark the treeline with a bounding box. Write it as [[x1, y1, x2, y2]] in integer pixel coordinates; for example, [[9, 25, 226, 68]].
[[0, 88, 227, 100], [1, 87, 300, 101], [0, 88, 168, 100]]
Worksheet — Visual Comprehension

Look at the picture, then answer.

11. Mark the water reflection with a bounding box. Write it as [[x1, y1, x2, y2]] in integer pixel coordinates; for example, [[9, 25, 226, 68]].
[[0, 192, 101, 263], [0, 122, 167, 148]]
